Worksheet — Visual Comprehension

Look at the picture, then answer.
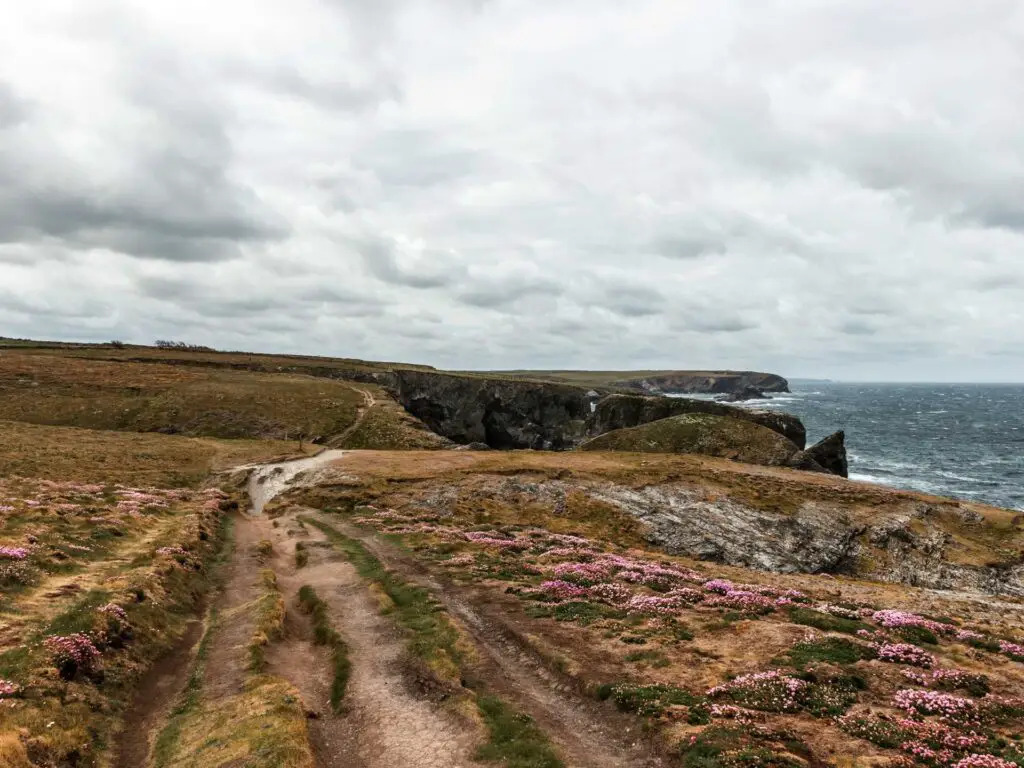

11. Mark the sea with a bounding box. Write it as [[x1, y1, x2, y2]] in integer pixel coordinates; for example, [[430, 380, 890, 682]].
[[684, 382, 1024, 512]]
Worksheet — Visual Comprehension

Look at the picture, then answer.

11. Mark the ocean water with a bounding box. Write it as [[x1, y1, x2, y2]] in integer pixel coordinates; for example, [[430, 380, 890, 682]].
[[725, 382, 1024, 511]]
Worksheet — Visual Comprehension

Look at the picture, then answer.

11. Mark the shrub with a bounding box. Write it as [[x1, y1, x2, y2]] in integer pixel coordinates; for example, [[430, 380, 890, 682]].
[[44, 633, 101, 679], [877, 643, 936, 668], [708, 671, 809, 713], [601, 683, 703, 717]]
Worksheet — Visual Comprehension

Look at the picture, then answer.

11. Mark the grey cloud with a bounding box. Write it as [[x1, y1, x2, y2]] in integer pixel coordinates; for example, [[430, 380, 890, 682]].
[[839, 319, 879, 336], [231, 62, 401, 111], [456, 272, 562, 309], [653, 234, 728, 260], [354, 129, 484, 189], [0, 83, 26, 128], [599, 284, 665, 318], [353, 233, 466, 289]]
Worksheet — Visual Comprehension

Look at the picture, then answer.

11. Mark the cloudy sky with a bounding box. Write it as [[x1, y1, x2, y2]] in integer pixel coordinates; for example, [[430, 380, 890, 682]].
[[2, 1, 1023, 381]]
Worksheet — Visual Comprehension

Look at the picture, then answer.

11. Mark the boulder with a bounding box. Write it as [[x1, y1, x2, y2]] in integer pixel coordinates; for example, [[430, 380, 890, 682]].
[[792, 431, 848, 478]]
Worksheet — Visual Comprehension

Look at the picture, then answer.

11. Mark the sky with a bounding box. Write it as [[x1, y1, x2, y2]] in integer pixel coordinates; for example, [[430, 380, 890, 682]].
[[1, 1, 1024, 382]]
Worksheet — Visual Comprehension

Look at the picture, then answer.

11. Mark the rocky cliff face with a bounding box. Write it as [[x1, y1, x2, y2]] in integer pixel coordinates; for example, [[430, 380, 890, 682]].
[[587, 393, 807, 449], [388, 370, 591, 449], [614, 371, 790, 395], [589, 484, 1024, 596]]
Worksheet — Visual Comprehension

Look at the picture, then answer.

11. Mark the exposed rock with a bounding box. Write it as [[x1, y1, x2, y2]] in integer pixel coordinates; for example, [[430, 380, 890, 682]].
[[587, 393, 807, 449], [720, 385, 770, 402], [793, 431, 848, 478], [613, 371, 790, 395], [579, 413, 801, 467], [590, 484, 1024, 595], [388, 370, 591, 450]]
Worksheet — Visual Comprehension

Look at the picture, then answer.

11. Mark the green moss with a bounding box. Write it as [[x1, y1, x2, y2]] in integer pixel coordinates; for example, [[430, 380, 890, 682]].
[[475, 695, 563, 768], [297, 585, 351, 712], [787, 607, 869, 635], [786, 637, 877, 669]]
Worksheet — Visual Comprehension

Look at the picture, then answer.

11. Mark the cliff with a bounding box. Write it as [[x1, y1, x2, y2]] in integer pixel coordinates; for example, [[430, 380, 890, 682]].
[[611, 370, 790, 394], [387, 370, 592, 449]]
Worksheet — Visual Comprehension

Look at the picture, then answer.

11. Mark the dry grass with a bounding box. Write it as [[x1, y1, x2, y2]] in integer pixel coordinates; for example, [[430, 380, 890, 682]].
[[0, 351, 369, 441], [155, 675, 315, 768], [0, 420, 309, 486], [334, 396, 453, 450]]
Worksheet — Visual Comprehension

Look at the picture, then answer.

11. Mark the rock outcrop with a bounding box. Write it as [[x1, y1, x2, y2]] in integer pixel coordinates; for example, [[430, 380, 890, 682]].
[[720, 385, 770, 402], [590, 485, 1024, 595], [579, 413, 802, 467], [794, 431, 849, 478], [613, 371, 790, 395], [587, 393, 806, 449], [387, 370, 591, 449]]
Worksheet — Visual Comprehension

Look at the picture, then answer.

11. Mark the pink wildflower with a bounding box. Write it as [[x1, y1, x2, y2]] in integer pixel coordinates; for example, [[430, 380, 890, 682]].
[[703, 579, 734, 594], [538, 580, 590, 601], [625, 595, 682, 616], [876, 643, 936, 668], [952, 756, 1018, 768]]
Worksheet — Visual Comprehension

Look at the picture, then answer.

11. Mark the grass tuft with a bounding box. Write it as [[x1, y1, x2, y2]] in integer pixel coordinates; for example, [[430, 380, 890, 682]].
[[296, 585, 351, 712], [475, 695, 564, 768], [249, 570, 286, 672]]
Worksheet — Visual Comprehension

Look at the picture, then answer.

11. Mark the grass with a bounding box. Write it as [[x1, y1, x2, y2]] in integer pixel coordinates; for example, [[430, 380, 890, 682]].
[[0, 419, 305, 486], [249, 570, 286, 672], [334, 397, 451, 450], [475, 695, 564, 768], [154, 676, 314, 768], [0, 351, 369, 442], [598, 683, 704, 717], [296, 585, 351, 712], [786, 607, 870, 635], [295, 542, 309, 569], [153, 608, 221, 767], [623, 649, 671, 668], [306, 516, 573, 766], [785, 637, 878, 669], [303, 516, 465, 682], [579, 412, 799, 465]]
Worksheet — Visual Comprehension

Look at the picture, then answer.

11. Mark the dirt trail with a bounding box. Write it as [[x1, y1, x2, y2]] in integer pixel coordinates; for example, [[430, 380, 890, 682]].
[[328, 387, 377, 448], [308, 512, 666, 768], [263, 510, 480, 768], [115, 509, 269, 767]]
